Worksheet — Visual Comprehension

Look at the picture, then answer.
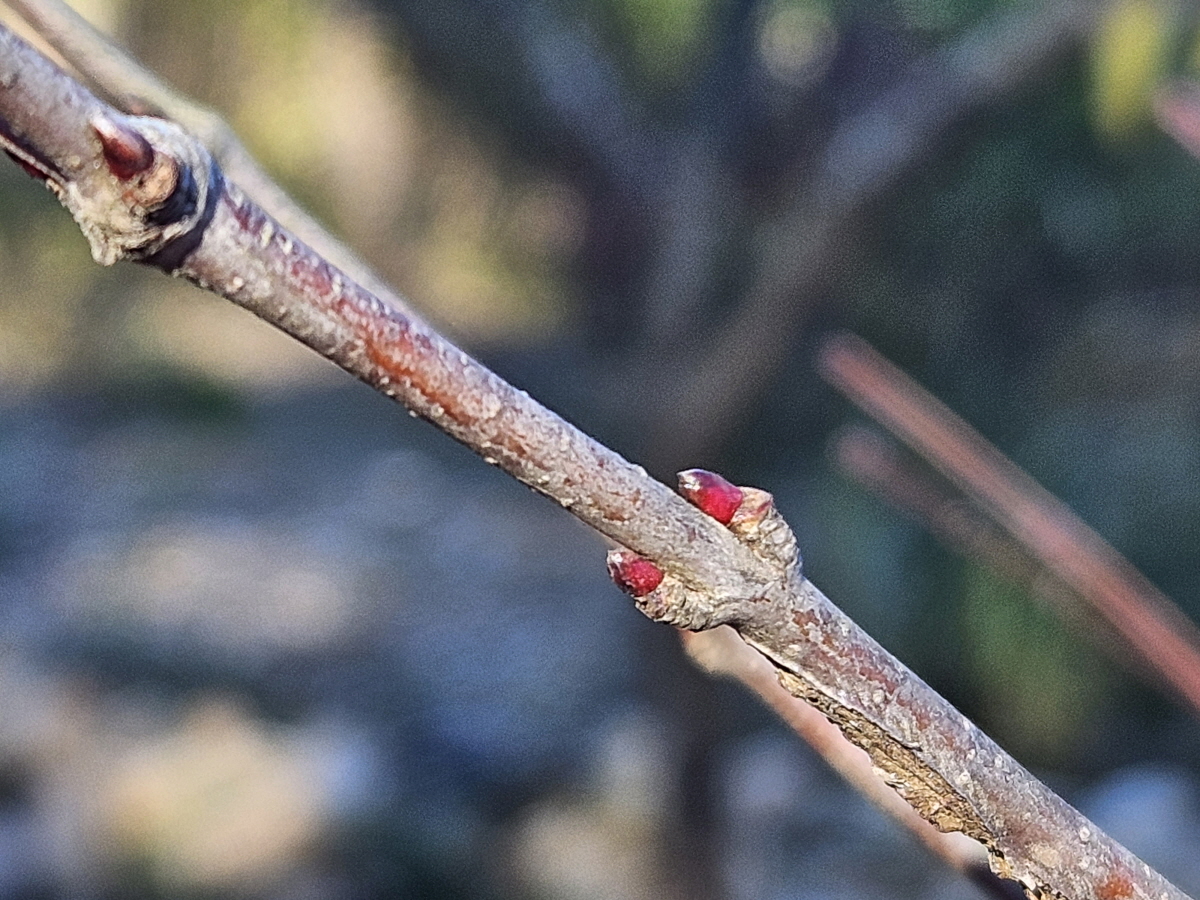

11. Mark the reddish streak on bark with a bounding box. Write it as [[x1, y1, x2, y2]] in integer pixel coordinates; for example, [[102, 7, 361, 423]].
[[280, 231, 473, 431], [215, 188, 683, 549], [1098, 873, 1136, 900], [791, 607, 902, 698], [787, 599, 945, 737], [286, 249, 337, 304]]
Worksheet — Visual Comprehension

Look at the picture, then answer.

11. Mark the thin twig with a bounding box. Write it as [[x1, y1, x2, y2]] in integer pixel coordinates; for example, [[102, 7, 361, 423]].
[[819, 332, 1200, 716], [0, 18, 1191, 900]]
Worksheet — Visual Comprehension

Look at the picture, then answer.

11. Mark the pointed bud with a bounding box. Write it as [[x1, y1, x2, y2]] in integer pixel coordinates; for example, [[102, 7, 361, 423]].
[[678, 469, 744, 525], [92, 114, 154, 180], [606, 549, 664, 597]]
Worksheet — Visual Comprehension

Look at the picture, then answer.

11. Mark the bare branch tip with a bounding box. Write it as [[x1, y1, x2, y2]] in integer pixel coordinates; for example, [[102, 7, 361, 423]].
[[816, 330, 869, 382]]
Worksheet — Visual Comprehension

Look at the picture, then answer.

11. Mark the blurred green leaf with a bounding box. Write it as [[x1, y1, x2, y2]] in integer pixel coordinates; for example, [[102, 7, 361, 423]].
[[605, 0, 721, 90], [1091, 0, 1174, 137], [959, 563, 1111, 766]]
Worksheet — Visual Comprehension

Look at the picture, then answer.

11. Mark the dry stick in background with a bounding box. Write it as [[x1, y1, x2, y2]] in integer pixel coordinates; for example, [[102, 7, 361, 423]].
[[818, 333, 1200, 717], [832, 426, 1139, 665], [833, 426, 1043, 585], [0, 17, 1190, 900], [833, 424, 1095, 617]]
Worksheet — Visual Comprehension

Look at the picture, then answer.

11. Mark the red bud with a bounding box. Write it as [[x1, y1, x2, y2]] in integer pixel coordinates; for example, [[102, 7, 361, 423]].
[[92, 114, 154, 180], [606, 549, 664, 596], [677, 469, 744, 525]]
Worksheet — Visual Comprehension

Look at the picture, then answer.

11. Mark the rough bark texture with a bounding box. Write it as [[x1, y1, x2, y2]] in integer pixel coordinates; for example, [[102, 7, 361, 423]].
[[0, 19, 1191, 900]]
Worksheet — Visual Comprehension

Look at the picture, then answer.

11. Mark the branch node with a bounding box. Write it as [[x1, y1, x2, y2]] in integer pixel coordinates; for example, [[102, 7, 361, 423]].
[[68, 116, 218, 268], [608, 470, 802, 632]]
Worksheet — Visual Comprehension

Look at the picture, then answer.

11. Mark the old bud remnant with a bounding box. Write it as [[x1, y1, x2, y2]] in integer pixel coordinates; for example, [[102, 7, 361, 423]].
[[678, 468, 744, 525], [729, 486, 775, 534]]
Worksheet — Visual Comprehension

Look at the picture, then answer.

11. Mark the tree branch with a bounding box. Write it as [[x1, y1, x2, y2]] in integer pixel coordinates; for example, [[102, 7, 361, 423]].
[[0, 18, 1191, 900], [643, 0, 1098, 465]]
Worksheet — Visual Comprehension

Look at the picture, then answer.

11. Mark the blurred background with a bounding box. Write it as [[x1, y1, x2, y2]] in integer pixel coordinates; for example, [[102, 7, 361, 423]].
[[3, 0, 1200, 897]]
